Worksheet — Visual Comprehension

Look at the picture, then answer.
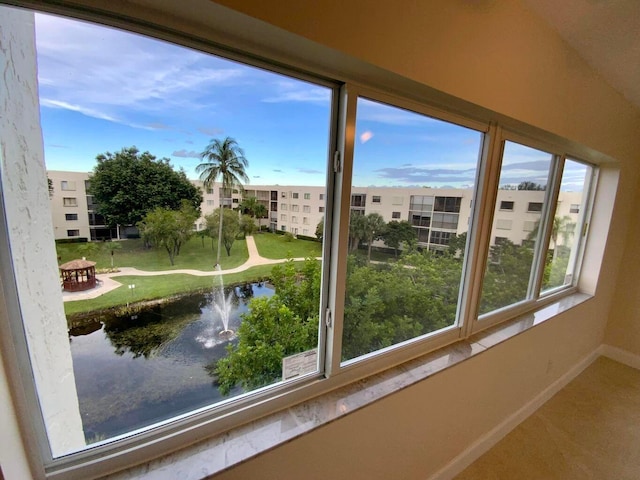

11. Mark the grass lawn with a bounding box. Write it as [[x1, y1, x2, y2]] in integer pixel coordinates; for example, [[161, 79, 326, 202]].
[[64, 264, 278, 317], [56, 237, 248, 272], [253, 233, 322, 259]]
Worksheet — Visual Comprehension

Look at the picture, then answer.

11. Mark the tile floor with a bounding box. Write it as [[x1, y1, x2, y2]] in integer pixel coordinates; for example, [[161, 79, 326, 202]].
[[455, 356, 640, 480]]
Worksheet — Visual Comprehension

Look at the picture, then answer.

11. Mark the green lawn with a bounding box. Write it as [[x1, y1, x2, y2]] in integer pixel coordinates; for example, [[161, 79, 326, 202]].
[[56, 237, 248, 272], [64, 264, 277, 317], [253, 233, 322, 259]]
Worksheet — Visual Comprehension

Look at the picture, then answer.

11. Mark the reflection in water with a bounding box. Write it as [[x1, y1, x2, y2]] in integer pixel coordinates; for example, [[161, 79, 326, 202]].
[[68, 282, 272, 443]]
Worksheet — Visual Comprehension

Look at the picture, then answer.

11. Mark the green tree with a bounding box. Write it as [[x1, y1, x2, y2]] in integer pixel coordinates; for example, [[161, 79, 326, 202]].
[[138, 201, 198, 265], [90, 146, 202, 227], [348, 213, 367, 252], [77, 242, 100, 258], [196, 137, 249, 266], [382, 220, 416, 258], [238, 196, 268, 230], [517, 181, 546, 191], [214, 259, 320, 394], [103, 242, 122, 268], [362, 213, 386, 262], [205, 208, 241, 257], [315, 217, 324, 242], [447, 232, 468, 258], [239, 213, 257, 238]]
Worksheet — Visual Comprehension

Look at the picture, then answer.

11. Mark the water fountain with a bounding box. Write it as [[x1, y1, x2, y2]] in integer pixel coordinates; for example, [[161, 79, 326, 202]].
[[196, 264, 236, 348], [214, 264, 234, 338]]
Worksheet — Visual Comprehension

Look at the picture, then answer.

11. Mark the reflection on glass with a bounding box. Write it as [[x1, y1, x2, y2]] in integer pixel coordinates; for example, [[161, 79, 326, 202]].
[[36, 11, 330, 449], [541, 159, 591, 291], [479, 141, 552, 315], [342, 97, 482, 362]]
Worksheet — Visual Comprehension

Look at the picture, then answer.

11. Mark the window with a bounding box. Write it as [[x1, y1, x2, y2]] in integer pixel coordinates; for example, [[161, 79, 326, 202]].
[[0, 6, 598, 478], [479, 142, 553, 314], [206, 188, 214, 194], [496, 219, 512, 230], [232, 198, 239, 203], [61, 180, 76, 191], [528, 202, 543, 212], [65, 213, 78, 221], [343, 96, 482, 363]]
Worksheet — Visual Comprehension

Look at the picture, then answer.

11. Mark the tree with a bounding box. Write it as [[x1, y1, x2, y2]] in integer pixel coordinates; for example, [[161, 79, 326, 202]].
[[238, 196, 268, 230], [137, 201, 198, 265], [315, 217, 324, 242], [90, 146, 202, 227], [205, 208, 241, 257], [382, 220, 416, 258], [348, 213, 367, 252], [362, 213, 386, 262], [103, 242, 122, 268], [196, 137, 249, 266], [214, 259, 320, 394], [239, 213, 257, 238], [517, 181, 546, 191], [447, 232, 468, 258]]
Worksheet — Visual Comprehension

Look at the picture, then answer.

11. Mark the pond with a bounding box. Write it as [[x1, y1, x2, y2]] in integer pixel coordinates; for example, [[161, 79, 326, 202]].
[[68, 282, 274, 443]]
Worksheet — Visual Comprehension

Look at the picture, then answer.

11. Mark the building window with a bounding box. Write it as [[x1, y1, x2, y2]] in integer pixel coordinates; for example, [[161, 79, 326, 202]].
[[65, 213, 78, 221], [291, 216, 297, 224], [281, 191, 287, 198], [291, 204, 299, 212], [67, 229, 80, 237], [292, 192, 299, 199], [303, 205, 310, 213], [351, 194, 366, 208], [304, 193, 310, 200], [570, 204, 580, 214], [496, 219, 512, 230], [303, 217, 309, 225], [206, 200, 215, 206], [528, 202, 543, 212], [61, 180, 76, 191], [281, 203, 287, 210], [63, 197, 77, 207], [434, 196, 461, 213], [430, 230, 452, 245], [392, 211, 401, 219], [319, 193, 324, 200], [319, 206, 325, 213], [372, 195, 381, 203], [500, 201, 514, 210], [281, 214, 287, 221], [280, 225, 286, 231]]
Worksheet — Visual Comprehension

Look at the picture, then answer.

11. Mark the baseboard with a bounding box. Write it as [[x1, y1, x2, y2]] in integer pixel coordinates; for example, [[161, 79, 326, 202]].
[[428, 348, 600, 480], [599, 344, 640, 371]]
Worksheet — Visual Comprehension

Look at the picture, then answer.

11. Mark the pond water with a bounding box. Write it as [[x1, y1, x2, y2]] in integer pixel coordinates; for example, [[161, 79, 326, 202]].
[[68, 283, 274, 443]]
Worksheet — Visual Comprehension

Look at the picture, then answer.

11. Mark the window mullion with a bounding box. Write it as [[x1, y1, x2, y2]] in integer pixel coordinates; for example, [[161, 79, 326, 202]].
[[528, 155, 564, 299], [324, 84, 358, 377], [463, 124, 505, 336]]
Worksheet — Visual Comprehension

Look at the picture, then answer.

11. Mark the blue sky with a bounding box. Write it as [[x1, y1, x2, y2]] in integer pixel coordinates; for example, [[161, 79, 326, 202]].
[[35, 13, 586, 191]]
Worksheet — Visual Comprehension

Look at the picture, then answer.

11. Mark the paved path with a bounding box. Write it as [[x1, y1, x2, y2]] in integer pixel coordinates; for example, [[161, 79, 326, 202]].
[[62, 236, 319, 302]]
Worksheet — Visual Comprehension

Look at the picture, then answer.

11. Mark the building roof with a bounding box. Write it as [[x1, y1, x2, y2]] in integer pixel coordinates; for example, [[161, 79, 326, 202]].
[[59, 259, 96, 270]]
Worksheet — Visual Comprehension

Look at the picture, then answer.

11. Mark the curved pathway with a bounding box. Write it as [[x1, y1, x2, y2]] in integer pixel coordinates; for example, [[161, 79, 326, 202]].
[[62, 236, 319, 302]]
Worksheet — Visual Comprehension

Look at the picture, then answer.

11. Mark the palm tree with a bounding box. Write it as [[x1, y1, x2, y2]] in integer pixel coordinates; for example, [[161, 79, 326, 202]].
[[363, 213, 386, 262], [196, 137, 249, 266]]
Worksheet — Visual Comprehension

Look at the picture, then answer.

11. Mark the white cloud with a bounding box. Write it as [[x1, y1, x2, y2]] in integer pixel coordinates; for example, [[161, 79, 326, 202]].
[[261, 80, 330, 104], [35, 14, 245, 122]]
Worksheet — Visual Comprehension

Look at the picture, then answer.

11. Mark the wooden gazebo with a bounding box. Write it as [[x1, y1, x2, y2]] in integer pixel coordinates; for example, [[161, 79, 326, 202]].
[[60, 259, 97, 292]]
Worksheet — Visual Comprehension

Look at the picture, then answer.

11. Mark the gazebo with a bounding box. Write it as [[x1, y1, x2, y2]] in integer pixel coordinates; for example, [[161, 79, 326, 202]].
[[59, 259, 97, 292]]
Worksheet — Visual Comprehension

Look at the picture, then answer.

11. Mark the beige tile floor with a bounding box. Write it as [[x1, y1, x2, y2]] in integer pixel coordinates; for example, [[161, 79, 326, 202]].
[[455, 357, 640, 480]]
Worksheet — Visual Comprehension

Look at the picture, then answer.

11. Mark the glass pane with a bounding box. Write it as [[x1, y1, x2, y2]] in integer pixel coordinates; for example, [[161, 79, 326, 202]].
[[541, 159, 591, 291], [479, 141, 553, 315], [13, 9, 331, 454], [342, 97, 482, 362]]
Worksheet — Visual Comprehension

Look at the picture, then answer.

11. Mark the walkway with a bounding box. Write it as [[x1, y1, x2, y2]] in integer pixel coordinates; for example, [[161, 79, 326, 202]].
[[62, 236, 318, 302]]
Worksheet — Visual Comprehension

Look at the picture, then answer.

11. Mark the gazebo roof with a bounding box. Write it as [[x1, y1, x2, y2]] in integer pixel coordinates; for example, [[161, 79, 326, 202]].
[[59, 259, 96, 271]]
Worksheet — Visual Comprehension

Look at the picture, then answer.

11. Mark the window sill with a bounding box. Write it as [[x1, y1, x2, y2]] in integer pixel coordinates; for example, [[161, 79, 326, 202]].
[[102, 292, 591, 480]]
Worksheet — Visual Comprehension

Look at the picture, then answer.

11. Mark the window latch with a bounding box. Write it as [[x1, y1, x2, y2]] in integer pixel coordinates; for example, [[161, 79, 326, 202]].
[[325, 308, 332, 328], [333, 151, 341, 173]]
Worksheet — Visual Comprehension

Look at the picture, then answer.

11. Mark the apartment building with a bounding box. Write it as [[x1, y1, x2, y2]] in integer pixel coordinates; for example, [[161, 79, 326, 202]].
[[49, 172, 582, 252]]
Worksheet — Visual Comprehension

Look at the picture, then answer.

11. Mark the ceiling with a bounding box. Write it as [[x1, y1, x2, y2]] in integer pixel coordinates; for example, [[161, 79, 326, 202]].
[[523, 0, 640, 110]]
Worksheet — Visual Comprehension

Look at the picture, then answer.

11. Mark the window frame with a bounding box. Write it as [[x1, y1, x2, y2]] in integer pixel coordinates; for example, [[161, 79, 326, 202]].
[[0, 4, 601, 479]]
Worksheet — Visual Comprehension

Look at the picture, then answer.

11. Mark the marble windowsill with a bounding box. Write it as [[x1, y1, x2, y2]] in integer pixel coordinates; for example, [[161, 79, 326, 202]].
[[105, 292, 591, 480]]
